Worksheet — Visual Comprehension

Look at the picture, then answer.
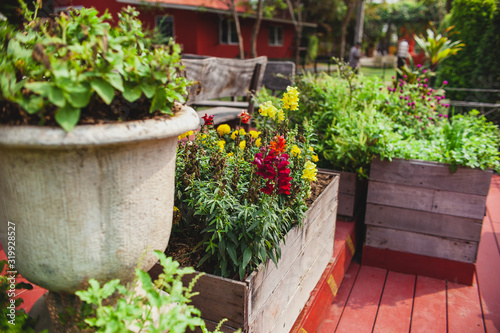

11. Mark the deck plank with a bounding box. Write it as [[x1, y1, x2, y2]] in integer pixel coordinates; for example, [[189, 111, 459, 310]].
[[447, 276, 485, 333], [317, 262, 360, 333], [334, 265, 387, 333], [476, 215, 500, 333], [373, 271, 415, 333], [411, 276, 447, 333]]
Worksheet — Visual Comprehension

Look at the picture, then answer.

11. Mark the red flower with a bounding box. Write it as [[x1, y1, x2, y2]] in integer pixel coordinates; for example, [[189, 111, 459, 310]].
[[239, 110, 251, 124], [202, 114, 215, 126], [270, 135, 286, 153], [252, 147, 292, 195]]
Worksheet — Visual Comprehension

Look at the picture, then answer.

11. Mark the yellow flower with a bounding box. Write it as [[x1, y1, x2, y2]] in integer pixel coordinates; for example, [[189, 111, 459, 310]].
[[309, 146, 315, 152], [277, 109, 285, 122], [302, 161, 317, 181], [227, 152, 234, 157], [282, 86, 299, 111], [312, 154, 319, 162], [249, 130, 261, 139], [217, 124, 231, 136], [291, 145, 301, 157], [231, 130, 238, 140], [239, 128, 247, 136], [217, 140, 225, 151], [255, 138, 262, 147], [259, 101, 278, 119], [178, 130, 194, 140], [239, 140, 246, 150]]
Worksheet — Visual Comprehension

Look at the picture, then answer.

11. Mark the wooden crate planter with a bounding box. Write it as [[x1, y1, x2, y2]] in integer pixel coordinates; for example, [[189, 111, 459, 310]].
[[363, 158, 492, 285], [319, 169, 367, 221], [153, 172, 339, 332]]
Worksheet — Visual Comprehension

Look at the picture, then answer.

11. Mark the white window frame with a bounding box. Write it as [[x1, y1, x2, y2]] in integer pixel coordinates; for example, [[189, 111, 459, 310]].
[[220, 18, 238, 45], [269, 26, 283, 46]]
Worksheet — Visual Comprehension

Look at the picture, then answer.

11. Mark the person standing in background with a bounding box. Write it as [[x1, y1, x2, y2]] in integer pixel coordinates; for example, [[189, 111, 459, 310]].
[[397, 38, 409, 78], [349, 42, 361, 74]]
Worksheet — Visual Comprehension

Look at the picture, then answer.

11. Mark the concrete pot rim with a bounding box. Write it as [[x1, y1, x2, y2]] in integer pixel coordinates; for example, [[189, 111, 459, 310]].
[[0, 103, 200, 149]]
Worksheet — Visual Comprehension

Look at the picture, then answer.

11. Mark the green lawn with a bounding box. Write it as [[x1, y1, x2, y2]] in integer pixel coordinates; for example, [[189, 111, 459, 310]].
[[359, 66, 396, 83]]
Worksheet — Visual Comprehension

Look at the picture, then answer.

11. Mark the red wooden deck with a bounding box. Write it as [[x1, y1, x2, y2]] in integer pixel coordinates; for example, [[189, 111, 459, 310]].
[[296, 174, 500, 333]]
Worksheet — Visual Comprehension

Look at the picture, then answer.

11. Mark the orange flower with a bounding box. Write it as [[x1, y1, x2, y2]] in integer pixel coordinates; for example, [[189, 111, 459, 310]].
[[270, 135, 286, 153]]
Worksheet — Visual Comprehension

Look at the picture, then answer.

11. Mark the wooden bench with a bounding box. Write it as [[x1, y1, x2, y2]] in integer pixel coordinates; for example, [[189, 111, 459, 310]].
[[182, 56, 268, 125], [261, 60, 295, 95]]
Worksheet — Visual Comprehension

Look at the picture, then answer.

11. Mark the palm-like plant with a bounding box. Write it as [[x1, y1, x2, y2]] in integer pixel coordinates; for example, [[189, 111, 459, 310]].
[[414, 24, 465, 71]]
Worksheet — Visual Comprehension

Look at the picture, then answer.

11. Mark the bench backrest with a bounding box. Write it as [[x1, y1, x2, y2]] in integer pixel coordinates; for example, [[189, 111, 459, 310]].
[[262, 61, 295, 93], [182, 56, 268, 104]]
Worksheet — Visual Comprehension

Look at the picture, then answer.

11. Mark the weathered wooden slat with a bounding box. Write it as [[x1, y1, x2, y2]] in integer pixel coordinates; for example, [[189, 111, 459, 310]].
[[248, 211, 336, 333], [338, 193, 355, 217], [246, 175, 338, 324], [367, 181, 434, 211], [369, 158, 493, 196], [367, 181, 487, 220], [365, 226, 478, 263], [183, 272, 247, 329], [183, 56, 267, 103], [365, 203, 483, 242], [262, 61, 295, 92]]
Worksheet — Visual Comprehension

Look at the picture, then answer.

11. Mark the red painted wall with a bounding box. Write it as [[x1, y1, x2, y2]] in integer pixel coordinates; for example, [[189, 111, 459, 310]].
[[64, 0, 295, 59]]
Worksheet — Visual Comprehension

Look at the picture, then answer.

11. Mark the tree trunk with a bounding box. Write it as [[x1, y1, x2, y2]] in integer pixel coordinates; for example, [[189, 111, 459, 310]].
[[339, 0, 356, 60], [250, 0, 264, 58], [230, 2, 245, 59], [286, 0, 303, 68]]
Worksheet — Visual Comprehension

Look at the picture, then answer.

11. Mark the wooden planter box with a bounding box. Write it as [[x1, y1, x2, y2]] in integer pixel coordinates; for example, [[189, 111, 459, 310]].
[[153, 172, 339, 332], [363, 158, 492, 285], [319, 169, 367, 221]]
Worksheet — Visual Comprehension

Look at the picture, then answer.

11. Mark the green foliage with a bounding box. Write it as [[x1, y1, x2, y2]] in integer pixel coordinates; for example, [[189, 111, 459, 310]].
[[0, 1, 190, 131], [289, 66, 500, 178], [414, 24, 465, 71], [437, 0, 496, 100], [175, 90, 319, 280], [0, 261, 40, 332], [76, 251, 232, 333]]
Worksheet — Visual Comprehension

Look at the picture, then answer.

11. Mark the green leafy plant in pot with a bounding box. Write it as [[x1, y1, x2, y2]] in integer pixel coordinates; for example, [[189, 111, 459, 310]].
[[0, 2, 199, 331]]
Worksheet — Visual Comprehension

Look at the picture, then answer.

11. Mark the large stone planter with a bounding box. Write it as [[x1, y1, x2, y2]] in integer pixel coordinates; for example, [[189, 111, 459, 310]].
[[0, 104, 199, 294], [152, 171, 339, 333], [363, 158, 493, 285]]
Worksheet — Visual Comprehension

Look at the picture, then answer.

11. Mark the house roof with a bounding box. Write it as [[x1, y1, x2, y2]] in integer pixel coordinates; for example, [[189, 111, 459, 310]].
[[116, 0, 317, 27]]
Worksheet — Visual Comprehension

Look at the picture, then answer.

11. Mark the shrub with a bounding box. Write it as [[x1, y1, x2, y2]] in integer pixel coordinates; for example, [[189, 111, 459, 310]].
[[437, 0, 496, 100]]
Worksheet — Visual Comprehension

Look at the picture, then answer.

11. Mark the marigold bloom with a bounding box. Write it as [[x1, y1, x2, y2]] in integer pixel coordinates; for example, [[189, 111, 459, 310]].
[[231, 130, 238, 140], [178, 130, 194, 140], [239, 128, 246, 136], [312, 154, 319, 162], [249, 130, 261, 139], [302, 161, 317, 181], [291, 145, 301, 157], [217, 124, 231, 136], [255, 138, 262, 147], [217, 140, 225, 151], [239, 140, 246, 150], [282, 86, 299, 111]]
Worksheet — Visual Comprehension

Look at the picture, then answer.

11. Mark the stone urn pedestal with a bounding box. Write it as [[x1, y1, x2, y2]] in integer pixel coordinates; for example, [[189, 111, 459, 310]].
[[0, 104, 200, 331]]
